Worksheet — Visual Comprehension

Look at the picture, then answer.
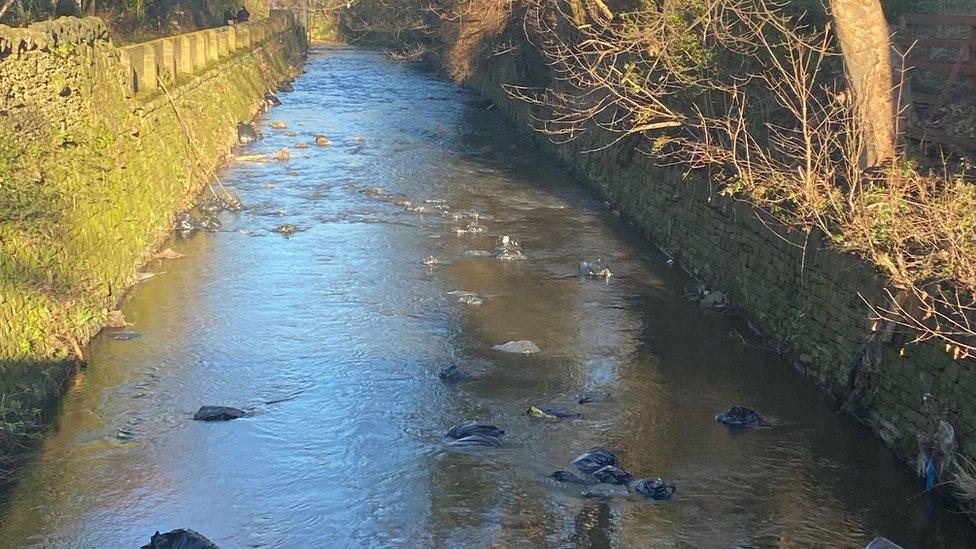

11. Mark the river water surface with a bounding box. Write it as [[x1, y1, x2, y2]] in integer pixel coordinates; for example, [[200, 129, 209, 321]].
[[1, 46, 975, 548]]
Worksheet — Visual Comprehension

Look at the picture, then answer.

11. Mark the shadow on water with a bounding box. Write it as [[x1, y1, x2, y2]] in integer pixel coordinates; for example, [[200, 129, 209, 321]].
[[0, 45, 973, 547]]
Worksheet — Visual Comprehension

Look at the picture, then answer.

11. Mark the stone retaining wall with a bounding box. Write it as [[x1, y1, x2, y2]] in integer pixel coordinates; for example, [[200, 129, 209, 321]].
[[470, 52, 976, 484], [0, 12, 306, 455]]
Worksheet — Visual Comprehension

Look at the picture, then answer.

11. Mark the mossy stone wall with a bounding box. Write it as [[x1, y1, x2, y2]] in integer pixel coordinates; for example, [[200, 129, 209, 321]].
[[0, 15, 305, 453], [469, 53, 976, 473]]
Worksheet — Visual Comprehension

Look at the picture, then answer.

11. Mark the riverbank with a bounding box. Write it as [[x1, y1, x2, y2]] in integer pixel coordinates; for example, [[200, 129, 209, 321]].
[[456, 23, 976, 518], [0, 12, 307, 463]]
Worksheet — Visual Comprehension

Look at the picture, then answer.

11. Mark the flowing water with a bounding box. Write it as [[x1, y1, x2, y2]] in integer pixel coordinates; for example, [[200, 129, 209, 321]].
[[1, 46, 974, 548]]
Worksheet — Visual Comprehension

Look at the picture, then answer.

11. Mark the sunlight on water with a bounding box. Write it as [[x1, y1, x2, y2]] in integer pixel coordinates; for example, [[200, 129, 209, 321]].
[[0, 46, 973, 548]]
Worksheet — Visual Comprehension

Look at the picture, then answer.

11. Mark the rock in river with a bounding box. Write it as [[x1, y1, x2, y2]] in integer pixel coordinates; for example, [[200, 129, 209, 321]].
[[577, 391, 611, 405], [492, 340, 540, 354], [237, 122, 260, 145], [572, 447, 619, 475], [141, 529, 220, 549], [715, 406, 765, 428], [447, 434, 505, 448], [579, 260, 613, 279], [527, 406, 580, 419], [272, 224, 299, 235], [438, 364, 471, 383], [549, 470, 597, 485], [193, 406, 245, 421], [593, 465, 635, 485], [628, 477, 677, 501], [446, 421, 505, 440]]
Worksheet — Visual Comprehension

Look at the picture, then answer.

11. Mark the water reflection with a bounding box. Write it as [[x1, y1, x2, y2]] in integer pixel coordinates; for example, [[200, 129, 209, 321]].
[[0, 46, 973, 548]]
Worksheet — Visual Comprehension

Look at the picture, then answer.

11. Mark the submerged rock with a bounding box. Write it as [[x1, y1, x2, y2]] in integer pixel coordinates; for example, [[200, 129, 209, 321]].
[[237, 122, 259, 145], [446, 434, 504, 447], [193, 406, 245, 421], [175, 212, 202, 232], [314, 135, 331, 146], [527, 406, 580, 419], [549, 470, 597, 485], [272, 224, 299, 235], [264, 92, 282, 108], [422, 256, 440, 266], [592, 465, 634, 485], [572, 447, 619, 475], [492, 340, 540, 354], [270, 120, 288, 129], [438, 364, 471, 383], [581, 484, 624, 499], [446, 421, 505, 440], [577, 392, 611, 405], [579, 260, 613, 279], [496, 249, 525, 261], [628, 477, 677, 501], [141, 528, 220, 549], [715, 406, 765, 428], [153, 248, 185, 260], [200, 215, 221, 232], [449, 291, 483, 306]]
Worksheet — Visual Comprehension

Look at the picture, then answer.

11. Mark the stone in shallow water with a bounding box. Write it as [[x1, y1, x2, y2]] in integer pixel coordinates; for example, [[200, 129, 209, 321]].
[[237, 122, 259, 145], [193, 406, 245, 422], [715, 406, 764, 428], [572, 447, 619, 475], [577, 391, 611, 405], [592, 465, 634, 485], [141, 528, 220, 549], [527, 406, 580, 419], [446, 434, 504, 448], [438, 364, 471, 382], [492, 340, 540, 354], [272, 224, 299, 235], [628, 477, 677, 501], [549, 470, 596, 485], [579, 260, 613, 279], [446, 421, 505, 440]]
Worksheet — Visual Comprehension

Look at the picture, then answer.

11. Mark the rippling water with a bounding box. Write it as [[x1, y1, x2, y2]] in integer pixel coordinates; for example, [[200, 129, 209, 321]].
[[1, 46, 973, 548]]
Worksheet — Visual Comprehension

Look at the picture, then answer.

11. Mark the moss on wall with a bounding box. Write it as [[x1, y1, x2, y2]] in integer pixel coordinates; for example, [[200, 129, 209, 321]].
[[0, 16, 305, 460], [469, 50, 976, 484]]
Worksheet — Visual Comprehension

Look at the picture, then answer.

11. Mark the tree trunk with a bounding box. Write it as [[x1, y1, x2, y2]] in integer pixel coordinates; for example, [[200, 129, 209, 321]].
[[829, 0, 897, 169]]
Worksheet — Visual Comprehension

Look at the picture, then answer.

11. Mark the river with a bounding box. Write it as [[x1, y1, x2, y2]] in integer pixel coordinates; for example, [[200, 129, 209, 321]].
[[0, 46, 973, 548]]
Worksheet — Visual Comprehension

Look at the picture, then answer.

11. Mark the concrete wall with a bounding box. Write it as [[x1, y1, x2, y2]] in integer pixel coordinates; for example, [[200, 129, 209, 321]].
[[469, 52, 976, 481], [0, 13, 305, 455]]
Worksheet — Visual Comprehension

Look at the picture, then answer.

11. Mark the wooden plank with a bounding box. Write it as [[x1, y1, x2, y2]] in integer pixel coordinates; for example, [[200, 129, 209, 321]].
[[901, 13, 976, 28], [908, 127, 976, 151]]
